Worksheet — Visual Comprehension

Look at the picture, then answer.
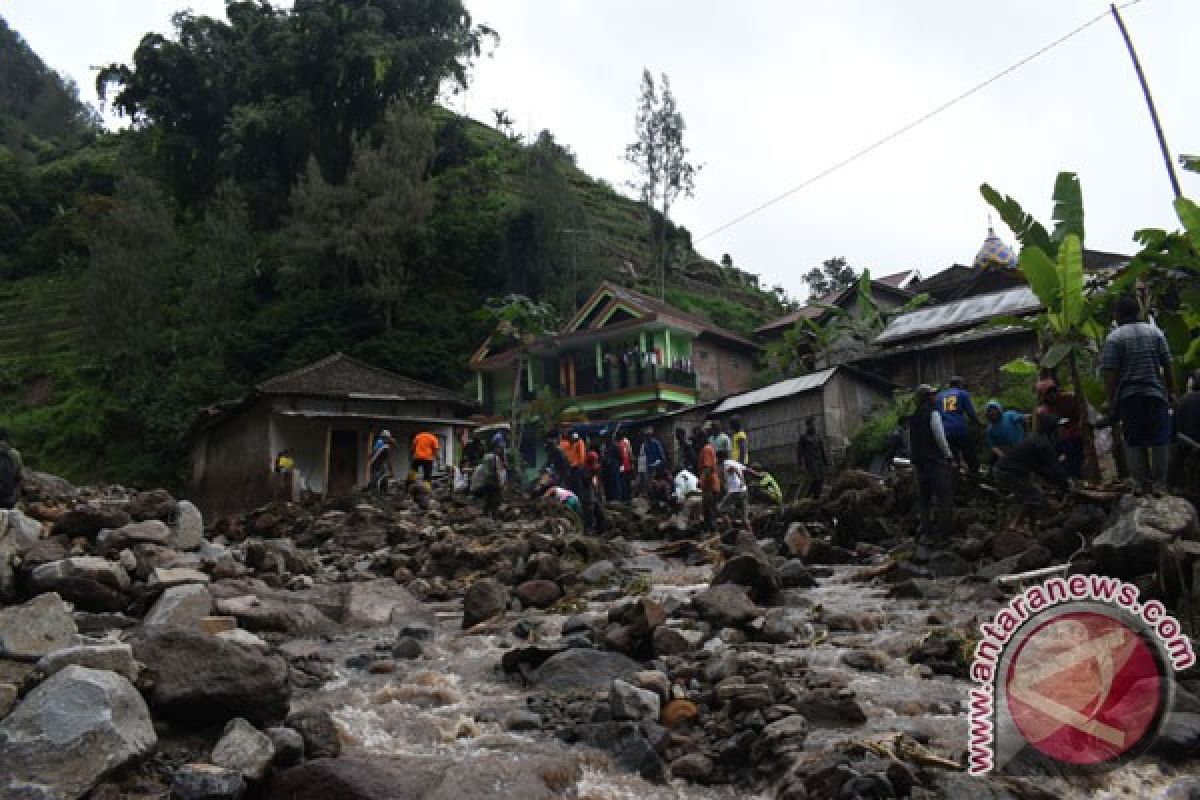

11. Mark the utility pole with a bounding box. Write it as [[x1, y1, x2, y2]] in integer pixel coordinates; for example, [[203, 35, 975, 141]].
[[1110, 3, 1183, 200]]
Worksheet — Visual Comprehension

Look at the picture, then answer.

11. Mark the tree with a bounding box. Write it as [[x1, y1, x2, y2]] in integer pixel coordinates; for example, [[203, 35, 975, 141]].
[[802, 257, 858, 301], [478, 294, 557, 473], [981, 172, 1103, 479], [624, 69, 699, 299], [97, 0, 494, 218]]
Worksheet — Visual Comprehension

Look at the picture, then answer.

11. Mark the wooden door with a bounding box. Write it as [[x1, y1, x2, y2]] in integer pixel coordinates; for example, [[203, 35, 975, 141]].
[[327, 430, 359, 496]]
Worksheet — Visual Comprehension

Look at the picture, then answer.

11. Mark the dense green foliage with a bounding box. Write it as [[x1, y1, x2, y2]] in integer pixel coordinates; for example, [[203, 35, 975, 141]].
[[0, 5, 780, 488]]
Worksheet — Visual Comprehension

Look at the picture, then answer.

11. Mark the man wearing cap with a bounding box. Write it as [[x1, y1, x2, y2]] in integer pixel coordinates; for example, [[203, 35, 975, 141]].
[[994, 412, 1072, 533], [908, 385, 955, 539]]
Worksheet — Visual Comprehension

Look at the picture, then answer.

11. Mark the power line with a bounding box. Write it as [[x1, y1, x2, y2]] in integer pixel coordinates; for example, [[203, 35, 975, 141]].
[[696, 0, 1146, 243]]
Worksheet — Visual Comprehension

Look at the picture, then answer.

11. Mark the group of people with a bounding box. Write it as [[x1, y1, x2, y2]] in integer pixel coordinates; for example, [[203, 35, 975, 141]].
[[532, 417, 786, 534], [366, 428, 444, 494], [907, 293, 1198, 537]]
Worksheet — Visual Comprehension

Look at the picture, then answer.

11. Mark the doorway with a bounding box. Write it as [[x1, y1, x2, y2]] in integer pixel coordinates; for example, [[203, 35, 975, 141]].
[[327, 429, 359, 496]]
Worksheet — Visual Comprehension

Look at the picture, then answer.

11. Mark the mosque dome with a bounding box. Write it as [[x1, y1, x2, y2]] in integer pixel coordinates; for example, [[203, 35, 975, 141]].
[[973, 226, 1018, 270]]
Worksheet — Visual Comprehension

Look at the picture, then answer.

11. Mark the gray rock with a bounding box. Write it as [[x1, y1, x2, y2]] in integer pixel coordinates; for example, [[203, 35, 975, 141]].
[[98, 520, 171, 551], [285, 710, 341, 759], [611, 679, 661, 721], [172, 763, 246, 800], [214, 595, 333, 635], [1094, 495, 1199, 579], [341, 579, 431, 628], [145, 583, 213, 629], [0, 510, 43, 599], [530, 649, 642, 691], [0, 665, 156, 799], [462, 578, 508, 629], [579, 560, 616, 584], [53, 504, 130, 539], [504, 710, 543, 732], [562, 612, 602, 636], [172, 501, 205, 551], [651, 625, 693, 656], [712, 553, 780, 605], [751, 714, 810, 761], [29, 557, 131, 612], [0, 592, 76, 661], [149, 567, 211, 588], [0, 684, 16, 718], [132, 627, 290, 728], [212, 717, 275, 781], [36, 642, 138, 682], [778, 559, 816, 589], [217, 629, 270, 651], [266, 726, 305, 768], [1152, 712, 1200, 762], [565, 722, 663, 782], [129, 489, 176, 522], [393, 636, 422, 660], [692, 584, 759, 628], [670, 753, 714, 781]]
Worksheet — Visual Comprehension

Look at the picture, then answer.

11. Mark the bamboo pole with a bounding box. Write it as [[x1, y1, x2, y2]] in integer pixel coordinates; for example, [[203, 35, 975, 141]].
[[1110, 3, 1183, 201]]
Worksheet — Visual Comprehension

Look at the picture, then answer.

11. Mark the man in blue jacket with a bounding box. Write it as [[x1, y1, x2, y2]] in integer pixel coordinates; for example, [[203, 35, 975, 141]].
[[936, 377, 980, 476]]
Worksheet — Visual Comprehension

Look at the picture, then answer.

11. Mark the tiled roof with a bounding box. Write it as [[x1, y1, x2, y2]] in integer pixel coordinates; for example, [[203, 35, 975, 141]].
[[258, 353, 472, 406]]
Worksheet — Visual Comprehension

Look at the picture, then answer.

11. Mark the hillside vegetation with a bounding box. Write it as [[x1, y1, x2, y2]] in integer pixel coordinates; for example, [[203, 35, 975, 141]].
[[0, 2, 783, 488]]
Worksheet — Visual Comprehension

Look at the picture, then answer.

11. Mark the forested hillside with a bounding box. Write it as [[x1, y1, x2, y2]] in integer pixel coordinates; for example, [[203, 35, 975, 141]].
[[0, 2, 784, 488]]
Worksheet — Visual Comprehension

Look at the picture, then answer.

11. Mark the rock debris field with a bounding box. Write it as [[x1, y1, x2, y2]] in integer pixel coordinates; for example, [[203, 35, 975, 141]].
[[0, 468, 1198, 799]]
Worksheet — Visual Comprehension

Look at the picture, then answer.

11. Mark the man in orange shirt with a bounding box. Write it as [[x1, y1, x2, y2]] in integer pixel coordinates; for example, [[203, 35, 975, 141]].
[[698, 424, 720, 531], [411, 430, 440, 484]]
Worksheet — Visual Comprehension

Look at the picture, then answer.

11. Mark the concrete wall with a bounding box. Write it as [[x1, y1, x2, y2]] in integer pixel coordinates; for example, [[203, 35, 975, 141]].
[[694, 340, 755, 402]]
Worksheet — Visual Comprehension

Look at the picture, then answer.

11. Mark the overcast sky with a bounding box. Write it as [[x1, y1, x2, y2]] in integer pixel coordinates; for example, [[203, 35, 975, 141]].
[[6, 0, 1198, 300]]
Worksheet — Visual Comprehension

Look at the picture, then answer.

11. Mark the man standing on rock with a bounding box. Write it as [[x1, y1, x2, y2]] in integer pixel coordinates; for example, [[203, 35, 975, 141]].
[[410, 430, 439, 486], [796, 418, 827, 500], [936, 376, 980, 476], [698, 431, 720, 531], [908, 385, 955, 539], [994, 413, 1071, 534], [0, 428, 22, 510], [1102, 294, 1175, 496]]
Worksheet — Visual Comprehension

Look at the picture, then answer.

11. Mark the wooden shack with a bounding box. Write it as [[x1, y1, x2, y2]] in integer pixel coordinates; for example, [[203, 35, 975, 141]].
[[711, 366, 894, 484], [187, 353, 477, 519]]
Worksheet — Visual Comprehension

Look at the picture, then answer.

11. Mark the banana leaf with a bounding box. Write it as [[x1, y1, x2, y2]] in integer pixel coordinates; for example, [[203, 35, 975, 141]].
[[1057, 234, 1085, 328], [1000, 357, 1039, 376], [1040, 342, 1075, 369], [1019, 246, 1060, 319], [1051, 172, 1085, 245], [1157, 310, 1193, 357], [980, 184, 1053, 255], [1175, 196, 1200, 248]]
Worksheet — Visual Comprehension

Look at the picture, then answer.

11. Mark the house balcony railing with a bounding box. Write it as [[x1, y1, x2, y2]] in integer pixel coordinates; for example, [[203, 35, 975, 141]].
[[527, 364, 696, 400]]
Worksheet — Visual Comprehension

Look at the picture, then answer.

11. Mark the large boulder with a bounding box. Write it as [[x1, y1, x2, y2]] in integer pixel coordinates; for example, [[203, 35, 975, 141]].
[[462, 579, 508, 629], [1092, 495, 1199, 579], [172, 501, 205, 551], [29, 556, 131, 612], [214, 595, 333, 635], [129, 489, 176, 522], [144, 583, 213, 628], [712, 554, 781, 605], [36, 642, 139, 682], [0, 592, 76, 661], [692, 584, 760, 628], [53, 504, 131, 539], [0, 665, 156, 799], [171, 764, 247, 800], [530, 649, 642, 691], [131, 628, 290, 727], [97, 520, 171, 552], [513, 580, 563, 609], [340, 579, 432, 628]]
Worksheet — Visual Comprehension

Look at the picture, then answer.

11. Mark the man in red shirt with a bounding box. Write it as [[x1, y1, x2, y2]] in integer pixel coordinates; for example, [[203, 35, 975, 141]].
[[698, 424, 720, 531]]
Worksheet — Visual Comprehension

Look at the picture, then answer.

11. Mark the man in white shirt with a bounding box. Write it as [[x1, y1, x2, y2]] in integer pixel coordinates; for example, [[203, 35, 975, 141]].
[[718, 458, 750, 530], [674, 468, 699, 504]]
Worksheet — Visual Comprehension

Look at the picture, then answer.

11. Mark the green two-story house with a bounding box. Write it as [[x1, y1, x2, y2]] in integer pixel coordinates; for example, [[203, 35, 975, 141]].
[[470, 282, 760, 422]]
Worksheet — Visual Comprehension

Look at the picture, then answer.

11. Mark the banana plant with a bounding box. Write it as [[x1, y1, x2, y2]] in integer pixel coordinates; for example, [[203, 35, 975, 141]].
[[981, 172, 1103, 479]]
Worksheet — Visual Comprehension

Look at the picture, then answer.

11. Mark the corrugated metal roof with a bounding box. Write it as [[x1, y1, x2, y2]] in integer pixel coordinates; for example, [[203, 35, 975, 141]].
[[714, 368, 838, 414], [875, 286, 1041, 345]]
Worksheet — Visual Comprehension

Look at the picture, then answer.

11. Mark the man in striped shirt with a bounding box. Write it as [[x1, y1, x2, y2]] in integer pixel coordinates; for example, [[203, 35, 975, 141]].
[[1101, 294, 1175, 495]]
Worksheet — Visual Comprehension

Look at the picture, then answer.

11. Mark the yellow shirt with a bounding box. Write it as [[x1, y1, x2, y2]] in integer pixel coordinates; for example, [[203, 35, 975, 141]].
[[732, 431, 749, 464]]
